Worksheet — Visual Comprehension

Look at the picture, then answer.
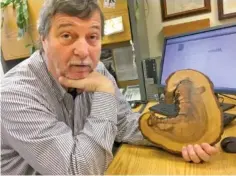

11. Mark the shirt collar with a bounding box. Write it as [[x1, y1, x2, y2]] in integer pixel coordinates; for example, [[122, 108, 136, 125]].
[[40, 51, 67, 102]]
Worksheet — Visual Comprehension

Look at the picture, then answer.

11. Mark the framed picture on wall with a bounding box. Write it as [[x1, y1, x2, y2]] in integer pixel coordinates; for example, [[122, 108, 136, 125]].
[[160, 0, 211, 21], [218, 0, 236, 20]]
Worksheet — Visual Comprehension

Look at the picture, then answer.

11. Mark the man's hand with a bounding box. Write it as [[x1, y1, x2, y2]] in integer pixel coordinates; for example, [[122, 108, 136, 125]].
[[59, 71, 115, 95], [182, 143, 218, 163]]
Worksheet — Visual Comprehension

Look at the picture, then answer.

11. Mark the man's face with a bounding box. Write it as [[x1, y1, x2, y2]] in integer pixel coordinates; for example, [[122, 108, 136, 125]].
[[42, 11, 102, 80]]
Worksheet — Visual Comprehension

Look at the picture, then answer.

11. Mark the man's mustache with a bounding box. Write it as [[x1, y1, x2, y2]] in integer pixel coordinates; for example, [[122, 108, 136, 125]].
[[68, 60, 93, 69]]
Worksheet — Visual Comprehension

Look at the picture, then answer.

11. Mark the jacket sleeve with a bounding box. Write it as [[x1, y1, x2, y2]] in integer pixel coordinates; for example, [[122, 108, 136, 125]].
[[100, 62, 155, 146]]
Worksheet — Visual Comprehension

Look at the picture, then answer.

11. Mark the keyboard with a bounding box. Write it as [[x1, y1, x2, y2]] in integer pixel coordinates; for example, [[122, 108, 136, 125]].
[[223, 113, 236, 127]]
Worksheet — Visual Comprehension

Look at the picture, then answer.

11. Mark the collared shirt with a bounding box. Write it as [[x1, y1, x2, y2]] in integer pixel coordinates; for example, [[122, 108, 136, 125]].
[[1, 51, 150, 175]]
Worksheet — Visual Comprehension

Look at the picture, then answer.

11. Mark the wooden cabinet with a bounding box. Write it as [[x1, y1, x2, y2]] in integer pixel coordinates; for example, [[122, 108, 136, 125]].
[[102, 10, 131, 45], [99, 0, 131, 45], [1, 0, 131, 60]]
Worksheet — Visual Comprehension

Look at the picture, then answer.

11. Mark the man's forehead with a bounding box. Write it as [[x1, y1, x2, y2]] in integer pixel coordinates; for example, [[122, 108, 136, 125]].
[[52, 12, 101, 26], [55, 22, 101, 30]]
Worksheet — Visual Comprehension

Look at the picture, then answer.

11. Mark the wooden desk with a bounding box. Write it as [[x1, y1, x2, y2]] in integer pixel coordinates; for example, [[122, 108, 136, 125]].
[[106, 95, 236, 175]]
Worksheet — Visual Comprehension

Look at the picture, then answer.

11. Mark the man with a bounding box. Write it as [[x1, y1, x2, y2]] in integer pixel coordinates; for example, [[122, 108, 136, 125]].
[[1, 0, 218, 175]]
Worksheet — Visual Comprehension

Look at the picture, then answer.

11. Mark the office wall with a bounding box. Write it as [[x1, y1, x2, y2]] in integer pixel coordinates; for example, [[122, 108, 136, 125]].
[[144, 0, 236, 58]]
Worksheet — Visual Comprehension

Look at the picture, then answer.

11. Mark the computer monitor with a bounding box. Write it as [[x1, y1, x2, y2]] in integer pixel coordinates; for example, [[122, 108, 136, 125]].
[[160, 23, 236, 95]]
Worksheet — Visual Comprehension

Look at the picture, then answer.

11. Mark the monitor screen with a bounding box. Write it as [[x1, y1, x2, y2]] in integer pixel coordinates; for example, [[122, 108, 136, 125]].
[[160, 24, 236, 94]]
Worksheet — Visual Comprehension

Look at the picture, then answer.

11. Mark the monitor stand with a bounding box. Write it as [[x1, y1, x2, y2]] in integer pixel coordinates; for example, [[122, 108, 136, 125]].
[[215, 93, 235, 112]]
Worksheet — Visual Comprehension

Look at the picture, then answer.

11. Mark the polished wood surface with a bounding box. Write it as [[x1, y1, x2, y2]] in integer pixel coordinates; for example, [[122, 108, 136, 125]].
[[139, 70, 223, 154], [106, 95, 236, 175]]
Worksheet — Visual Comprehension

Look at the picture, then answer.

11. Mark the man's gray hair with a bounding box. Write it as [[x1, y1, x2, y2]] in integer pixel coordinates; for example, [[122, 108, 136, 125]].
[[37, 0, 104, 49]]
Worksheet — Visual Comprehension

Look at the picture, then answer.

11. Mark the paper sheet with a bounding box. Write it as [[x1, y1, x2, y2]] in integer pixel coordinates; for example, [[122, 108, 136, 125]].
[[223, 0, 236, 14], [166, 0, 204, 15]]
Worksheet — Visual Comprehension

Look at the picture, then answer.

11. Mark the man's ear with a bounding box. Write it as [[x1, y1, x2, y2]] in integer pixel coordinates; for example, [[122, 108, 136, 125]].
[[40, 36, 47, 50], [40, 36, 45, 43]]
